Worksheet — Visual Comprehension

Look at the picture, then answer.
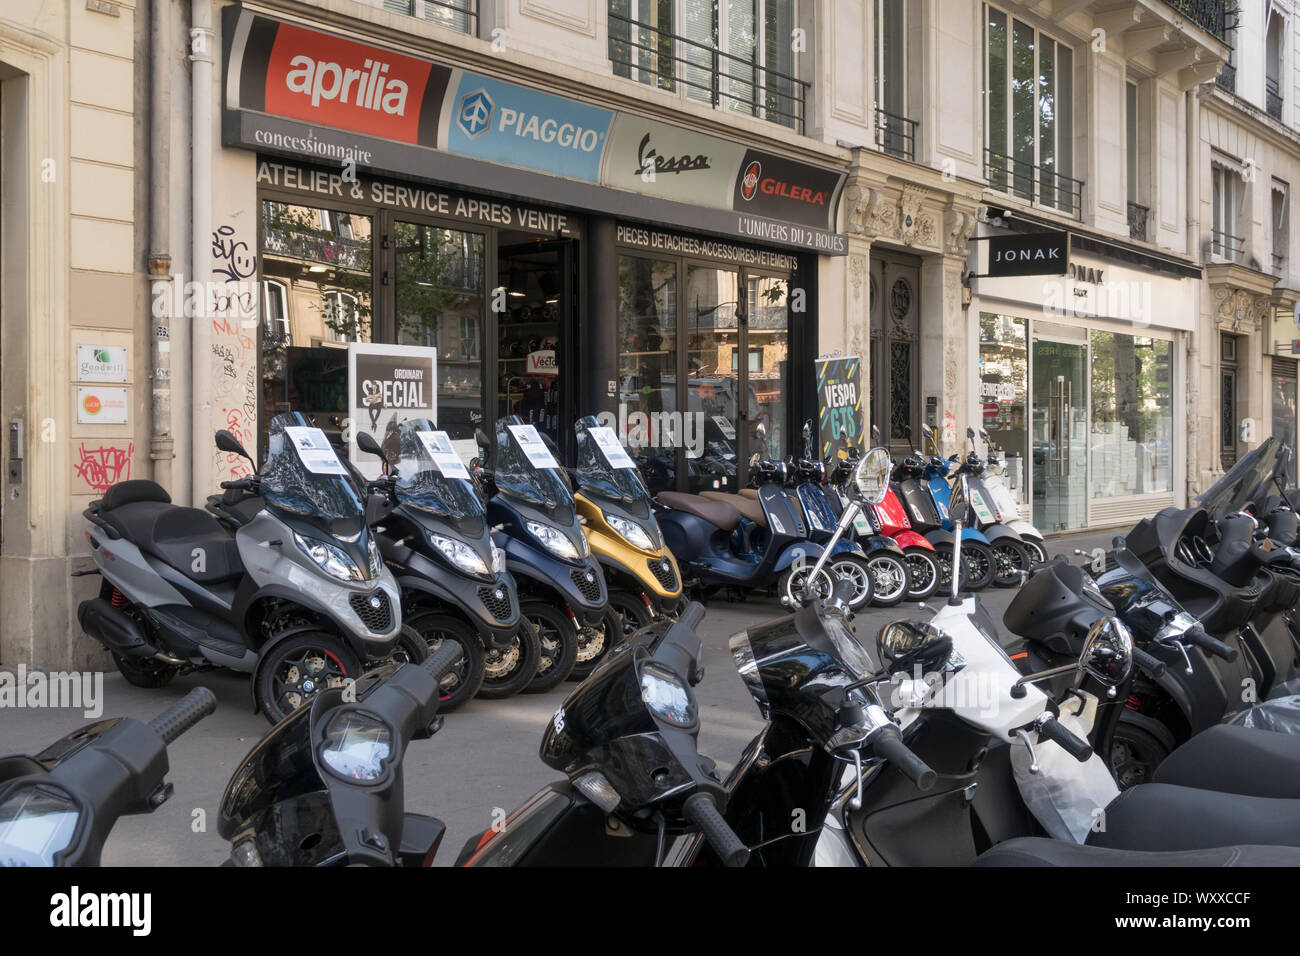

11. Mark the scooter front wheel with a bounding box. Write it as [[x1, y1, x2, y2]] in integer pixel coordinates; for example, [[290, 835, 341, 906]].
[[521, 601, 579, 693], [866, 553, 910, 607], [477, 620, 542, 700], [1021, 537, 1048, 567], [958, 541, 996, 590], [569, 595, 650, 681], [256, 632, 360, 725], [406, 612, 485, 711], [828, 554, 875, 610], [990, 541, 1031, 587], [112, 652, 179, 689], [902, 547, 940, 600], [778, 563, 836, 608]]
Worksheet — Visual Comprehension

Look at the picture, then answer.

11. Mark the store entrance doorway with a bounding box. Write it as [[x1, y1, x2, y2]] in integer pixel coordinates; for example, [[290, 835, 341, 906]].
[[1031, 335, 1088, 532], [495, 235, 576, 457]]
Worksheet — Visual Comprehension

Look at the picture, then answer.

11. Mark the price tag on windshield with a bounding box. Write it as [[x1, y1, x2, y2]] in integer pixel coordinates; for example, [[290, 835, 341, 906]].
[[507, 424, 559, 469], [283, 426, 348, 476], [588, 426, 636, 469], [416, 431, 471, 479], [711, 415, 736, 440]]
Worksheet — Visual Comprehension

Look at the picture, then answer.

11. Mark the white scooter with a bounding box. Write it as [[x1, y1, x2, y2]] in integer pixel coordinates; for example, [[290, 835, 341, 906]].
[[970, 426, 1047, 566]]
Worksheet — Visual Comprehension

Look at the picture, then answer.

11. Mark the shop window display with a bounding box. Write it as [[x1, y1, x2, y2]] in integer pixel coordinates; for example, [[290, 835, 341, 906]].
[[1089, 332, 1172, 498], [978, 313, 1029, 507]]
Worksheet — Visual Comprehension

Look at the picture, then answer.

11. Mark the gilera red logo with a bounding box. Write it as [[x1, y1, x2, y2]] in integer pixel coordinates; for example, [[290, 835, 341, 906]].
[[740, 161, 761, 201], [759, 178, 827, 206], [263, 23, 432, 144]]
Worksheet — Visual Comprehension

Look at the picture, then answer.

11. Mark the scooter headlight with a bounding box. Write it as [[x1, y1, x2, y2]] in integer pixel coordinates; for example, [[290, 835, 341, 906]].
[[605, 513, 654, 551], [640, 662, 697, 728], [321, 710, 393, 784], [293, 531, 364, 582], [429, 533, 490, 576], [367, 537, 382, 578], [526, 520, 583, 560]]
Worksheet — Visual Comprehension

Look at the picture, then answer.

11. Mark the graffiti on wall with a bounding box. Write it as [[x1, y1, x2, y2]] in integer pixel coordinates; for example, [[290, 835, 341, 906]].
[[211, 224, 259, 481], [74, 441, 133, 496]]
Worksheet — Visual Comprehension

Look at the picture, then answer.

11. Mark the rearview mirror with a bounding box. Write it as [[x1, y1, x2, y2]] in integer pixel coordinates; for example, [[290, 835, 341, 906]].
[[214, 430, 255, 469], [854, 447, 891, 505], [356, 430, 387, 463]]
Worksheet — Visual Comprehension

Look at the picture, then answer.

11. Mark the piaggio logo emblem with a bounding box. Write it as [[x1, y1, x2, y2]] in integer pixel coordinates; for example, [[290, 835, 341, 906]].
[[457, 89, 494, 138], [740, 161, 761, 201]]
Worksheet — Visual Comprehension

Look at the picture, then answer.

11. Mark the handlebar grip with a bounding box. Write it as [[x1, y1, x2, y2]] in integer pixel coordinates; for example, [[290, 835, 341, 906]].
[[683, 793, 749, 867], [1131, 646, 1168, 679], [1183, 627, 1239, 663], [677, 601, 706, 632], [872, 727, 937, 791], [1037, 716, 1093, 763], [421, 640, 465, 683], [148, 687, 218, 745]]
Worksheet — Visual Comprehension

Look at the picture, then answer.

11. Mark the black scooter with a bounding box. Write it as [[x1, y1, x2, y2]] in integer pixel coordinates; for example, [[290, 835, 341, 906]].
[[359, 420, 531, 708]]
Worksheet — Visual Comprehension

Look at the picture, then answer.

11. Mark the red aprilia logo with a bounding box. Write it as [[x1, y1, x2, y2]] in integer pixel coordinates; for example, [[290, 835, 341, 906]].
[[263, 23, 432, 143]]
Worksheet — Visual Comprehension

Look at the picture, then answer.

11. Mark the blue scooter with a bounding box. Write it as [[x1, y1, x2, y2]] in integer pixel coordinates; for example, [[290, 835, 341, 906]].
[[655, 453, 847, 606], [920, 454, 996, 590]]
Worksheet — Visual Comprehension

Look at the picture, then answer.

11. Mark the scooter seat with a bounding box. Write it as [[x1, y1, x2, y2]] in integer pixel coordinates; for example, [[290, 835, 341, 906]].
[[700, 491, 767, 528], [1153, 723, 1300, 799], [657, 491, 742, 531], [1087, 782, 1300, 852], [976, 836, 1300, 867], [738, 488, 759, 500], [100, 479, 171, 509], [103, 502, 244, 584]]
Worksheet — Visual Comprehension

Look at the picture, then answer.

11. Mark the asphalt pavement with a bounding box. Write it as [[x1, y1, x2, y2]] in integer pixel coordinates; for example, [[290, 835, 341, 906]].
[[0, 529, 1114, 866]]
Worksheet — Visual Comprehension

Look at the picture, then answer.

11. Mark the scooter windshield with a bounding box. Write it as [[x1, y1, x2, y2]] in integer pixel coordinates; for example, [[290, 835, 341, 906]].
[[261, 413, 366, 521], [574, 419, 652, 515], [1197, 436, 1281, 518], [493, 418, 574, 510], [392, 419, 485, 530]]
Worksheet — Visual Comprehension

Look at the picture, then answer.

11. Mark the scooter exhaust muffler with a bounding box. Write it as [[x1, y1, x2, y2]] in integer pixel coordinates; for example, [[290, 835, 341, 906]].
[[77, 597, 160, 659]]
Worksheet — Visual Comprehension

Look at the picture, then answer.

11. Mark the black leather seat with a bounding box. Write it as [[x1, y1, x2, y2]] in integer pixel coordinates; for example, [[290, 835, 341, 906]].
[[1154, 723, 1300, 799], [101, 499, 244, 585], [977, 837, 1300, 867], [101, 479, 171, 509], [147, 508, 244, 583], [1087, 782, 1300, 852]]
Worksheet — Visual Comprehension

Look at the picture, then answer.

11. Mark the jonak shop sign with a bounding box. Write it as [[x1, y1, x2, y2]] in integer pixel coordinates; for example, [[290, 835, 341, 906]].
[[224, 5, 846, 253], [986, 232, 1068, 277]]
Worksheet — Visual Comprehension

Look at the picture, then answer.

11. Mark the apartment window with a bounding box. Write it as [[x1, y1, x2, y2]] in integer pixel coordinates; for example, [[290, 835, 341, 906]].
[[984, 6, 1077, 216], [1267, 12, 1285, 120], [381, 0, 476, 35], [1127, 81, 1149, 241], [1211, 161, 1243, 263], [1273, 181, 1290, 278], [608, 0, 805, 130], [263, 280, 288, 337], [874, 0, 915, 159], [324, 290, 360, 344]]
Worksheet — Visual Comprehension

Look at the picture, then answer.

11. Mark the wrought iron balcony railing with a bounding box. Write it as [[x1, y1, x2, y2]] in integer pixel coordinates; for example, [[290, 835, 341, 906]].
[[608, 12, 808, 133], [263, 226, 371, 272], [381, 0, 477, 35], [1161, 0, 1230, 42], [1210, 228, 1245, 263], [875, 107, 917, 162], [1267, 76, 1283, 120], [1128, 201, 1150, 242], [984, 149, 1084, 220]]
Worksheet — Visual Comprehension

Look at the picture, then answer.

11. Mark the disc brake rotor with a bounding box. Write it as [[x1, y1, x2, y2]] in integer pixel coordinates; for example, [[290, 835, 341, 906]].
[[484, 638, 520, 679]]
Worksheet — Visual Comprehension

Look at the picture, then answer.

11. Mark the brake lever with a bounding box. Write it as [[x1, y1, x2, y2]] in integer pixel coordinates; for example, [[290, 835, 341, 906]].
[[1014, 728, 1040, 774]]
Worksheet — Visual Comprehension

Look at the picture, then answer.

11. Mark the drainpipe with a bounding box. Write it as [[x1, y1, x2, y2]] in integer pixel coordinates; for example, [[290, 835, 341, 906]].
[[190, 0, 213, 506], [149, 0, 174, 490], [1185, 83, 1201, 502]]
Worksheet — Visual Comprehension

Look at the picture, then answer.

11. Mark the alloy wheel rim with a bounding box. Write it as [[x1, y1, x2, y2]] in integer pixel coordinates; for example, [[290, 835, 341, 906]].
[[832, 560, 871, 604], [273, 646, 347, 714], [904, 554, 936, 594], [868, 557, 907, 601]]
